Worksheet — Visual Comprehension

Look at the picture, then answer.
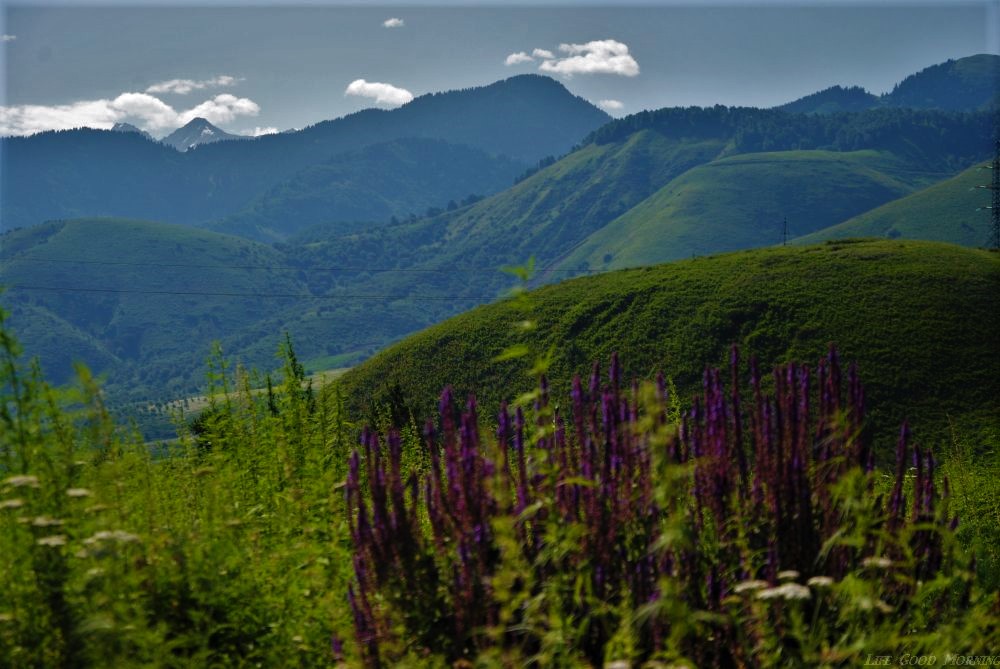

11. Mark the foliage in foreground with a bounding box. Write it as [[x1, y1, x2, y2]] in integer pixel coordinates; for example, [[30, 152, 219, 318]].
[[1, 307, 998, 667], [345, 347, 998, 666], [0, 313, 356, 667]]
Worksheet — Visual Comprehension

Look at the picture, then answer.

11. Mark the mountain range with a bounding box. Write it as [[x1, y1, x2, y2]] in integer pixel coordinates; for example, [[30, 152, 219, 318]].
[[0, 74, 610, 232], [778, 53, 1000, 113], [1, 54, 997, 438]]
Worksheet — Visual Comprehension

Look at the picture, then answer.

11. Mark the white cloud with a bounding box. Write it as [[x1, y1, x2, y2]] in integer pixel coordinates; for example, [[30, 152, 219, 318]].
[[382, 17, 404, 28], [178, 93, 260, 126], [344, 79, 413, 107], [0, 91, 260, 137], [538, 39, 639, 77], [145, 75, 241, 95], [244, 126, 279, 137], [1, 34, 16, 42], [504, 51, 534, 66], [532, 48, 554, 59], [111, 93, 180, 131], [597, 99, 624, 112]]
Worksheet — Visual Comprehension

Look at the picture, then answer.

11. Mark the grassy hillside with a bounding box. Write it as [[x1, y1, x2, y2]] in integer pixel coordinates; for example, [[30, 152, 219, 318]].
[[559, 149, 948, 271], [794, 163, 995, 246], [337, 240, 1000, 448], [294, 130, 727, 286], [0, 218, 310, 395]]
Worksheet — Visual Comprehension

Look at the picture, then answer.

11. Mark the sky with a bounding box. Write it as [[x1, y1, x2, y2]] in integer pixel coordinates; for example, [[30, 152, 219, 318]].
[[1, 1, 997, 138]]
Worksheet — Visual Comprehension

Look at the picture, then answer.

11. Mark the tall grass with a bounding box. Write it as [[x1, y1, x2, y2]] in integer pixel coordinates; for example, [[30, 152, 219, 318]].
[[1, 306, 997, 667], [0, 311, 357, 667]]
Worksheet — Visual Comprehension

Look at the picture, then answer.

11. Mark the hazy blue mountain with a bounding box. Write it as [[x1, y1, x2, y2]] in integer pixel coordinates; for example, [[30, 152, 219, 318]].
[[885, 54, 1000, 111], [210, 137, 523, 242], [160, 117, 243, 151], [0, 75, 609, 231], [776, 53, 999, 114]]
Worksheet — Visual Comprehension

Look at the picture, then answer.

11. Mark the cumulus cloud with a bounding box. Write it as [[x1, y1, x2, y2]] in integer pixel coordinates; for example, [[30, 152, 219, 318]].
[[344, 79, 413, 107], [538, 39, 639, 77], [504, 51, 534, 66], [145, 75, 241, 95], [0, 91, 260, 137], [597, 99, 624, 112], [178, 93, 260, 126], [532, 48, 554, 59], [382, 17, 404, 28], [1, 34, 16, 42]]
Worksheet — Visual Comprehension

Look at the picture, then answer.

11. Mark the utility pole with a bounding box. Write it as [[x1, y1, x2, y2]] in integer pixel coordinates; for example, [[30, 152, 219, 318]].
[[977, 138, 1000, 250]]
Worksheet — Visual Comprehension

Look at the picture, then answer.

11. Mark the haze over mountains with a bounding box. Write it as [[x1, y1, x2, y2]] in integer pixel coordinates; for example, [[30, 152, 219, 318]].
[[1, 54, 997, 438], [777, 54, 1000, 114], [1, 75, 610, 231]]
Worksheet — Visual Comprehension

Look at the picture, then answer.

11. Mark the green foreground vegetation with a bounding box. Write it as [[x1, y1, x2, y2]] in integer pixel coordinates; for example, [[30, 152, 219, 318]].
[[2, 239, 998, 666]]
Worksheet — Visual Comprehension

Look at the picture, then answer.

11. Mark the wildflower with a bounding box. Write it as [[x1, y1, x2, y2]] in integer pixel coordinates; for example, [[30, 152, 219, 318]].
[[3, 475, 39, 489], [66, 488, 92, 498], [84, 530, 140, 545], [757, 583, 812, 601], [733, 579, 769, 594], [807, 576, 835, 588], [777, 570, 800, 581], [862, 556, 893, 569], [31, 516, 63, 527], [856, 596, 895, 613], [36, 535, 67, 547], [0, 498, 24, 510]]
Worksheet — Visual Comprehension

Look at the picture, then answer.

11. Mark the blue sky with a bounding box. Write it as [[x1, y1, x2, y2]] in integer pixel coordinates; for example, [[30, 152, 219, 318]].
[[1, 1, 997, 137]]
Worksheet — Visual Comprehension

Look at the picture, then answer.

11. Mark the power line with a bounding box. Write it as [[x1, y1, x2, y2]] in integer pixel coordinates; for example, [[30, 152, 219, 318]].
[[2, 255, 600, 275], [4, 284, 500, 302]]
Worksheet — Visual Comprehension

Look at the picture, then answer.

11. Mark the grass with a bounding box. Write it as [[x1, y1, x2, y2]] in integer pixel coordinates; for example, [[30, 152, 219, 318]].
[[794, 162, 997, 247], [337, 239, 1000, 451], [560, 149, 951, 271], [0, 218, 308, 391]]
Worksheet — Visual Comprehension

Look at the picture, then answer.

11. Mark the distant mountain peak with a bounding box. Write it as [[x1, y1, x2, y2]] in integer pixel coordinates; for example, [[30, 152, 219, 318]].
[[110, 122, 154, 141], [161, 117, 241, 152]]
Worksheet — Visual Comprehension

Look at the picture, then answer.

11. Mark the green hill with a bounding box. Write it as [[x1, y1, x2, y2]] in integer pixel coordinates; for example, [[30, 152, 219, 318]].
[[0, 218, 310, 397], [558, 149, 947, 272], [336, 240, 1000, 448], [793, 163, 995, 246]]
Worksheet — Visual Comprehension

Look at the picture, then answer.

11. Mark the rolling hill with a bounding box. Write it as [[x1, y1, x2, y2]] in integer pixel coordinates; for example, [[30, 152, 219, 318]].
[[556, 149, 946, 272], [336, 240, 1000, 448], [0, 218, 310, 394], [793, 162, 996, 246]]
